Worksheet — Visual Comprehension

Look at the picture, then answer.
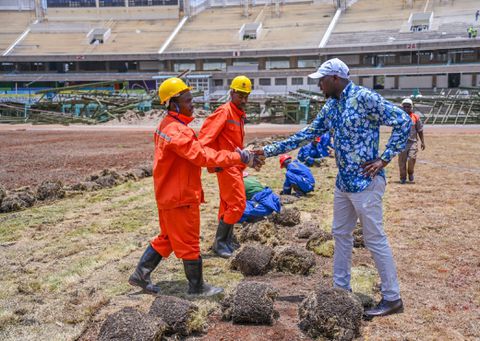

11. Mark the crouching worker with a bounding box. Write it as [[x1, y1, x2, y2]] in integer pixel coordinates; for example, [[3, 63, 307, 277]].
[[239, 172, 282, 223], [280, 154, 315, 196], [298, 133, 331, 166], [129, 77, 257, 297]]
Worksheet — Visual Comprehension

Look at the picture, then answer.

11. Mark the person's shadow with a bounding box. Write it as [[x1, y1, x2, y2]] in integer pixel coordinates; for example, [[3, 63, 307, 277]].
[[395, 180, 415, 185], [127, 279, 223, 301]]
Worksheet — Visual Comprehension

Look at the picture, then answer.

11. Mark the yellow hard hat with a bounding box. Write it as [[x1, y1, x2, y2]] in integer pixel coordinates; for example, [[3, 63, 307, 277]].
[[230, 75, 252, 94], [158, 77, 191, 104]]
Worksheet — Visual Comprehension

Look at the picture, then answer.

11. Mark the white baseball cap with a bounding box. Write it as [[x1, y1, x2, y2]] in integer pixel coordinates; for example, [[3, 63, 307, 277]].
[[401, 98, 413, 105], [308, 58, 350, 80]]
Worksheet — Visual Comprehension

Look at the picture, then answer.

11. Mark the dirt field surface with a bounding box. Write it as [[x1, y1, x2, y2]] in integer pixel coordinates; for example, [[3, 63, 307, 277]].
[[1, 123, 478, 191], [0, 123, 302, 191], [0, 124, 479, 341]]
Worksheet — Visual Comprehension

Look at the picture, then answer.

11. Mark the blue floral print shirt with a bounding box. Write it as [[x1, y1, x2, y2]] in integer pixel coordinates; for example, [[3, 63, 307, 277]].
[[263, 82, 411, 193]]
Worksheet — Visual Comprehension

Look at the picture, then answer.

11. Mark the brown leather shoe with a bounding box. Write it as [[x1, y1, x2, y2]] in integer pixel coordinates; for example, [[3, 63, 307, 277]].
[[363, 298, 403, 320]]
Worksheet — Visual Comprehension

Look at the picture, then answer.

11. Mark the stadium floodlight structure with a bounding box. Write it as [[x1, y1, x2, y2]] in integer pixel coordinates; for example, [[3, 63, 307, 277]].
[[274, 0, 280, 17], [335, 0, 346, 10], [241, 0, 249, 17], [34, 0, 46, 21]]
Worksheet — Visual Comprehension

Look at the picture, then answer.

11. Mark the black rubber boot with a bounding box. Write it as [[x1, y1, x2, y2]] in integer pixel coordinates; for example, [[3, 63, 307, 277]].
[[227, 226, 240, 252], [183, 257, 224, 297], [128, 244, 162, 295], [213, 219, 233, 258]]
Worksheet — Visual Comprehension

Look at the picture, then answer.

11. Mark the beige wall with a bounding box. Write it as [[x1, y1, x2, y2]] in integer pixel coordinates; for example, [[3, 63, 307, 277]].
[[460, 74, 473, 87], [436, 75, 448, 88], [399, 75, 432, 89], [384, 76, 396, 89]]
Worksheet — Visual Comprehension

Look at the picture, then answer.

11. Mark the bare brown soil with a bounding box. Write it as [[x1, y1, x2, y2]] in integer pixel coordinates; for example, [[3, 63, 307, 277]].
[[0, 124, 479, 341], [2, 124, 478, 191], [0, 124, 300, 190], [0, 129, 152, 190]]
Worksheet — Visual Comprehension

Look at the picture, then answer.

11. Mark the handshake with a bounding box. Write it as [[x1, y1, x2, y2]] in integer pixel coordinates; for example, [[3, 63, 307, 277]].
[[236, 148, 266, 171]]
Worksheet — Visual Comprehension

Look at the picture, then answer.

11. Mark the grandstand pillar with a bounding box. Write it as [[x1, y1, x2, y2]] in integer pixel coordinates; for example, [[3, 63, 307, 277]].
[[289, 56, 298, 69], [360, 54, 369, 67], [432, 75, 437, 88], [472, 74, 477, 87], [243, 0, 249, 17], [335, 0, 347, 10], [165, 60, 174, 72], [225, 58, 233, 66], [258, 57, 266, 70], [34, 0, 45, 22], [195, 59, 203, 71], [403, 0, 413, 9], [394, 75, 399, 89], [183, 0, 191, 16], [106, 61, 111, 72]]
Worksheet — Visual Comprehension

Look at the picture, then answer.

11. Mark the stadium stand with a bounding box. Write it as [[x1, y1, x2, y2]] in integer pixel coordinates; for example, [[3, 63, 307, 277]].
[[0, 11, 35, 52], [329, 0, 477, 46], [12, 32, 89, 55], [10, 19, 179, 55], [167, 2, 335, 52], [1, 0, 479, 93], [44, 5, 179, 21]]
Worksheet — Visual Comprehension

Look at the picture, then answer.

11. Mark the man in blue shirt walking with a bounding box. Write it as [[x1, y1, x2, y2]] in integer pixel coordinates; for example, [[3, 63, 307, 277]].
[[255, 58, 411, 319]]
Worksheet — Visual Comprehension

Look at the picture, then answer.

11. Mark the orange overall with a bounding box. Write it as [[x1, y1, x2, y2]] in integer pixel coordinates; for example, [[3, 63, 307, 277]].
[[150, 111, 242, 260], [198, 102, 246, 225]]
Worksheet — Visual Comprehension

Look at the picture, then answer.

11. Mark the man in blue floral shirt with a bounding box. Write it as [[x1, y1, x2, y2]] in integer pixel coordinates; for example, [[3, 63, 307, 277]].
[[256, 58, 411, 319]]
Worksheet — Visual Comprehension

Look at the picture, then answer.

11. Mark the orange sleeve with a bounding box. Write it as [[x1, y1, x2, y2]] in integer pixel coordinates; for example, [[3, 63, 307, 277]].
[[198, 106, 227, 147], [171, 129, 242, 168]]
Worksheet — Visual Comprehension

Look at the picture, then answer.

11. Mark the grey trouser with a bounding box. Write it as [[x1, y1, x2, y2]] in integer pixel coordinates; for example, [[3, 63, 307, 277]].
[[398, 141, 418, 180], [332, 176, 401, 301]]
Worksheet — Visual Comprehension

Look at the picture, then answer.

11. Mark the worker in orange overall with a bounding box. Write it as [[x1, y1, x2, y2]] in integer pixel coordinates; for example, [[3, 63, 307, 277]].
[[198, 75, 252, 258], [128, 77, 258, 297]]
